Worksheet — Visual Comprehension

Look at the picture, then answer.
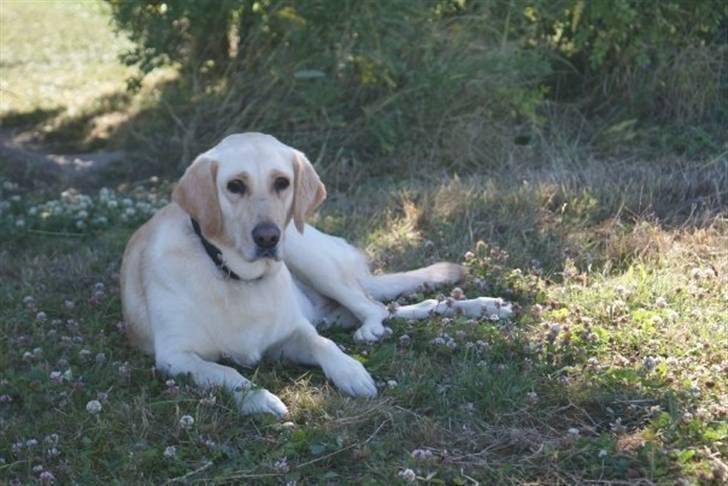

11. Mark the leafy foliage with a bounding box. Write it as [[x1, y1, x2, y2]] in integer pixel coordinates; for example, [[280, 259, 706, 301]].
[[104, 0, 727, 170]]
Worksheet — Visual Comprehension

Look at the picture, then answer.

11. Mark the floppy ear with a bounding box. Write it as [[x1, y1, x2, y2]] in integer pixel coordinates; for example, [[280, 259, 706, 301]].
[[172, 155, 222, 238], [291, 150, 326, 233]]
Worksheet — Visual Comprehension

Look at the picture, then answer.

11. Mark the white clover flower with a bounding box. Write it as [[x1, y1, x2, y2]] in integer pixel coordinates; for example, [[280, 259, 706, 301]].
[[411, 448, 433, 461], [15, 218, 25, 228], [450, 287, 465, 300], [49, 371, 63, 382], [122, 198, 133, 207], [26, 438, 39, 448], [398, 334, 411, 347], [398, 468, 416, 482], [642, 356, 657, 371], [655, 296, 667, 308], [10, 195, 21, 202], [527, 392, 539, 404], [76, 210, 88, 219], [28, 206, 38, 216], [86, 400, 102, 415], [107, 200, 118, 209], [386, 380, 398, 388], [598, 449, 608, 458], [163, 446, 177, 458], [44, 434, 59, 446], [568, 428, 580, 436], [75, 220, 86, 230], [39, 470, 56, 483], [273, 457, 289, 473], [179, 415, 194, 429]]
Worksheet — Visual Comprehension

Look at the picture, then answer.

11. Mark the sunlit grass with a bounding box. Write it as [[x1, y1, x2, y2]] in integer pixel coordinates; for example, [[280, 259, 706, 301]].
[[1, 165, 726, 483], [1, 1, 726, 483], [0, 1, 132, 118]]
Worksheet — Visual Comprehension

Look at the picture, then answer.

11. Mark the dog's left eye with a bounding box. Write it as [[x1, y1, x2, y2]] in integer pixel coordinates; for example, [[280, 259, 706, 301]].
[[274, 177, 290, 191]]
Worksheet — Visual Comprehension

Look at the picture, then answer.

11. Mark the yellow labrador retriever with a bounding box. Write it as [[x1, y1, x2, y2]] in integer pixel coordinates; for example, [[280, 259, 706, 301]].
[[121, 133, 512, 416]]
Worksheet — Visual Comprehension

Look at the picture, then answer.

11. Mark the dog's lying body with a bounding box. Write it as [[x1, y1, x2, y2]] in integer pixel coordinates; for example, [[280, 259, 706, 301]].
[[121, 133, 512, 416]]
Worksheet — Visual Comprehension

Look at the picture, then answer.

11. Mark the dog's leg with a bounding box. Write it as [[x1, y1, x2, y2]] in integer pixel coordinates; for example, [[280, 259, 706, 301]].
[[155, 350, 288, 417], [365, 262, 466, 301], [389, 296, 513, 320], [271, 326, 377, 397]]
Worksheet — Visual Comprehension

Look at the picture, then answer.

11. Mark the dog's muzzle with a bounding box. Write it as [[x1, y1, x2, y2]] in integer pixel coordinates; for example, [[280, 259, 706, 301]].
[[252, 222, 280, 260]]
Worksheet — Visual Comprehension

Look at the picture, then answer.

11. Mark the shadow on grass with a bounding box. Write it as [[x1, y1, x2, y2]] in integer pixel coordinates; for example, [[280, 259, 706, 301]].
[[1, 216, 723, 483]]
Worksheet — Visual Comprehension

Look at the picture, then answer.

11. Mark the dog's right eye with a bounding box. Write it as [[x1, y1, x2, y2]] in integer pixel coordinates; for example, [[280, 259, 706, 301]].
[[227, 179, 246, 195]]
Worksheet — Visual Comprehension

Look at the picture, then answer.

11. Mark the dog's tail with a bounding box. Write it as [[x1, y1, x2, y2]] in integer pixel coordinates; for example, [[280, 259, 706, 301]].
[[364, 262, 466, 301]]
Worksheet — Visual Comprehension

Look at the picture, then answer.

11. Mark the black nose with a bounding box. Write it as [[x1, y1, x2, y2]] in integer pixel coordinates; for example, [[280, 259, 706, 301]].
[[252, 222, 280, 249]]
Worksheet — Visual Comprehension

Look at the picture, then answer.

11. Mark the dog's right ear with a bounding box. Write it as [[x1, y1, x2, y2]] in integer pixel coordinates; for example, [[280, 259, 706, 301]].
[[172, 155, 222, 238]]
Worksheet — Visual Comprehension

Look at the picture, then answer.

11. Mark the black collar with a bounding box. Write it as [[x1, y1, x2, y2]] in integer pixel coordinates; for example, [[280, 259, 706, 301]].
[[190, 218, 241, 281]]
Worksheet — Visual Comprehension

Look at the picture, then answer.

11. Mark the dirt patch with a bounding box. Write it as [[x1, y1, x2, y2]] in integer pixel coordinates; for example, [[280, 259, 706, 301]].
[[0, 128, 126, 188]]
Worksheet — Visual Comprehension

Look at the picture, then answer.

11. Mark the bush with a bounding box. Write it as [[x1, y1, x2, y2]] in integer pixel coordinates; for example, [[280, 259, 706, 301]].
[[106, 0, 727, 174]]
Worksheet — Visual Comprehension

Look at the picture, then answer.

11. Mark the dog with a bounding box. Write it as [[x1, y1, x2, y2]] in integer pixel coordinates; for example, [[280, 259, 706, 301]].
[[120, 132, 512, 416]]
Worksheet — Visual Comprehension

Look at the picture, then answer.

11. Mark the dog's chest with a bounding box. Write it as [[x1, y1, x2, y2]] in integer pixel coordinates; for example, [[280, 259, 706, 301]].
[[203, 274, 300, 366]]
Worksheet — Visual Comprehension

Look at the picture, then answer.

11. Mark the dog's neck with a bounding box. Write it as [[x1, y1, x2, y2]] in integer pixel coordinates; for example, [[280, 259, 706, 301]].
[[190, 218, 277, 282]]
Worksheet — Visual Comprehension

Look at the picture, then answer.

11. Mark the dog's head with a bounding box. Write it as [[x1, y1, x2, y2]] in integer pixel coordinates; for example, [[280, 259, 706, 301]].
[[172, 132, 326, 263]]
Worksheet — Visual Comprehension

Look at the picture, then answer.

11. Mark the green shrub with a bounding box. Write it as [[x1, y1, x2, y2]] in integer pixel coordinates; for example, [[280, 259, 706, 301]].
[[106, 0, 727, 174]]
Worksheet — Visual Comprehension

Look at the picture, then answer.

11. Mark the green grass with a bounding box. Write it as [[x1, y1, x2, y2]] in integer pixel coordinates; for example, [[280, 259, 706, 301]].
[[1, 1, 727, 484], [0, 0, 133, 136], [1, 165, 726, 484]]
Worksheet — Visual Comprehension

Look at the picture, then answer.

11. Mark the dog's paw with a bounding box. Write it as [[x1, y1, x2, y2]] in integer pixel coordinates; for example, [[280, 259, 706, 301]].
[[424, 262, 467, 285], [353, 321, 386, 342], [458, 297, 513, 319], [326, 355, 377, 398], [239, 389, 288, 417]]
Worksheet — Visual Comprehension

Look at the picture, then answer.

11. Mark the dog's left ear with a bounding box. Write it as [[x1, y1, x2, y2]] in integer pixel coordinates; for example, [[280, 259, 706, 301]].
[[291, 150, 326, 233]]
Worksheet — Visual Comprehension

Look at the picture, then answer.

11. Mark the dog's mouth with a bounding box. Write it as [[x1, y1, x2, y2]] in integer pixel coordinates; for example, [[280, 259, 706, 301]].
[[254, 246, 280, 261]]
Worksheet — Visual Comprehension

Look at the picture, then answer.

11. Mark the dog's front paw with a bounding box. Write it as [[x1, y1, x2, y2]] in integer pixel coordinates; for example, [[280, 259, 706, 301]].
[[353, 321, 386, 342], [239, 389, 289, 417], [326, 355, 377, 398]]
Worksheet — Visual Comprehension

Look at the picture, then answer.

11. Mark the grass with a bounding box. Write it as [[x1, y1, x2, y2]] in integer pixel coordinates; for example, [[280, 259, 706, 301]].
[[1, 162, 726, 484], [1, 1, 727, 484], [0, 0, 135, 145]]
